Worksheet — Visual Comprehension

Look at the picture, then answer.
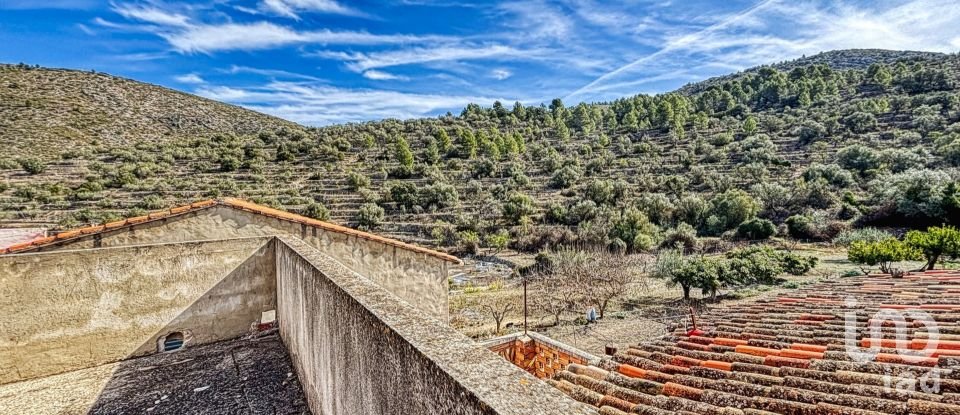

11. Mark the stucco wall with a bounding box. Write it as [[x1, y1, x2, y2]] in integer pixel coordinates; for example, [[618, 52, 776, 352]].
[[0, 237, 276, 384], [274, 236, 596, 415], [35, 206, 449, 319]]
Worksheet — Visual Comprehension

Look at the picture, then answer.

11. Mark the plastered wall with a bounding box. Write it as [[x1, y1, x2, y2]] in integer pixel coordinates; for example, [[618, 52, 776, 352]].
[[0, 237, 276, 384], [274, 237, 596, 415], [35, 206, 449, 319]]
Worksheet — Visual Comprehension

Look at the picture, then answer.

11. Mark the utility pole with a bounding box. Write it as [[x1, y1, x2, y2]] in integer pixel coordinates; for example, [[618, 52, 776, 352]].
[[522, 274, 528, 335]]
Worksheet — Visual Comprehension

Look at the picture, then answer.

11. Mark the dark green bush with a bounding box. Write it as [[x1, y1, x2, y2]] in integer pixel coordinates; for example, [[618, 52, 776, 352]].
[[736, 218, 776, 240]]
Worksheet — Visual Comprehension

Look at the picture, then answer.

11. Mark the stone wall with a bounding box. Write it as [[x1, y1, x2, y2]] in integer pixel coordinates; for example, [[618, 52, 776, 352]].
[[34, 206, 450, 319], [275, 236, 596, 415], [484, 333, 599, 379], [0, 237, 276, 384]]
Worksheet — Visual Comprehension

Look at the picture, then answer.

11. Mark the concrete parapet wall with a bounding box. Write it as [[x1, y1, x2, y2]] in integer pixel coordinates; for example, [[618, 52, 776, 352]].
[[35, 206, 449, 319], [275, 236, 596, 415], [0, 237, 276, 384]]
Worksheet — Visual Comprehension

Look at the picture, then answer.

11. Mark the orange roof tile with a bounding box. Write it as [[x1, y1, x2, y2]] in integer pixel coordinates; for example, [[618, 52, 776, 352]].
[[0, 198, 460, 263]]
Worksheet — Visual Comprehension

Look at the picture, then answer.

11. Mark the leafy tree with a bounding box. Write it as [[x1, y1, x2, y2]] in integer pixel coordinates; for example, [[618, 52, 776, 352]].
[[483, 229, 511, 254], [611, 207, 658, 252], [395, 135, 414, 169], [866, 63, 893, 88], [869, 169, 956, 220], [457, 128, 477, 158], [707, 189, 759, 234], [904, 226, 960, 270], [848, 238, 921, 274], [842, 112, 877, 134], [674, 256, 725, 299], [743, 116, 758, 135]]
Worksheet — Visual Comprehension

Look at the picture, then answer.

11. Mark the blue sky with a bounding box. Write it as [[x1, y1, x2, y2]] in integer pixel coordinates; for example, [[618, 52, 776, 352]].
[[1, 0, 959, 125]]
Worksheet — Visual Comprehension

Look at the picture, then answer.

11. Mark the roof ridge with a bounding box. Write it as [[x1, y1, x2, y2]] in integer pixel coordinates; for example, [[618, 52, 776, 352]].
[[1, 198, 460, 263]]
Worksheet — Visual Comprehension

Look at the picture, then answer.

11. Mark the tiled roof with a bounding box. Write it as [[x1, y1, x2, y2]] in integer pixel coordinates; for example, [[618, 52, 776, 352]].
[[549, 271, 960, 415], [1, 198, 460, 263]]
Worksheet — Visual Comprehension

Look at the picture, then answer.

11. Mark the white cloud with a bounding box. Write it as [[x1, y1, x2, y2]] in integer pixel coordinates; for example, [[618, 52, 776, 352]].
[[194, 81, 524, 125], [76, 23, 96, 35], [491, 69, 512, 80], [566, 0, 960, 102], [362, 70, 409, 81], [162, 22, 448, 53], [112, 4, 191, 27], [315, 44, 543, 72], [174, 73, 205, 84], [223, 65, 325, 82], [261, 0, 365, 19]]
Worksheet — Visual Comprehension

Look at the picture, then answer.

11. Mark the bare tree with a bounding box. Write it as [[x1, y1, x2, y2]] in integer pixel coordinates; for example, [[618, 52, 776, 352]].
[[585, 251, 645, 319], [536, 247, 644, 320], [476, 285, 517, 334], [529, 273, 581, 326]]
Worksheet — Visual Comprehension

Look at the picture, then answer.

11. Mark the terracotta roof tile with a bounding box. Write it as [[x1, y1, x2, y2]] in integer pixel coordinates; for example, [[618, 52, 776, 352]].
[[0, 198, 460, 263], [549, 271, 960, 414]]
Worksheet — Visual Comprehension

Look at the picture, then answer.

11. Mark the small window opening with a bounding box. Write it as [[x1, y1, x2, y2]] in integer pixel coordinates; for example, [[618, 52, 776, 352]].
[[163, 332, 185, 352]]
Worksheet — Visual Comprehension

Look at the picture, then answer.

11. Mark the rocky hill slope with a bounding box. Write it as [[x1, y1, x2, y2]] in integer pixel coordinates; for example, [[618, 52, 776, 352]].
[[0, 64, 302, 158], [1, 50, 958, 253]]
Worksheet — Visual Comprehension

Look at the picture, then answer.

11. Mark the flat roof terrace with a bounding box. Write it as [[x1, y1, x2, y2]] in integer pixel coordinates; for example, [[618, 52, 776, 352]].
[[0, 333, 310, 415]]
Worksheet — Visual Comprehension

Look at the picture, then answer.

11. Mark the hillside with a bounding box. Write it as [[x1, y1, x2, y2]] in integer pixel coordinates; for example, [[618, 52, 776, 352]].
[[0, 64, 302, 158], [1, 50, 958, 254]]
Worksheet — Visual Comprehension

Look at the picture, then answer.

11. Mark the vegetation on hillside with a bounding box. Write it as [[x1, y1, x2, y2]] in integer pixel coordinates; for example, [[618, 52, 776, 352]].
[[2, 51, 959, 257]]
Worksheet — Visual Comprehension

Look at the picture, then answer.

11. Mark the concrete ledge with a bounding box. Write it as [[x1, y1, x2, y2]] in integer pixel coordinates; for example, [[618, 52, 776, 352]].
[[482, 332, 602, 367], [276, 236, 597, 415]]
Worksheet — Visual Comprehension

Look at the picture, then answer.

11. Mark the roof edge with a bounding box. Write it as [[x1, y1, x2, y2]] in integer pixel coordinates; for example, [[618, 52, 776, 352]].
[[1, 198, 461, 264]]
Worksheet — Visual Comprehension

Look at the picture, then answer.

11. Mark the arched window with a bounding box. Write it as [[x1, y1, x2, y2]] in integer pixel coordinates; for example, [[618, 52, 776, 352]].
[[162, 332, 185, 352]]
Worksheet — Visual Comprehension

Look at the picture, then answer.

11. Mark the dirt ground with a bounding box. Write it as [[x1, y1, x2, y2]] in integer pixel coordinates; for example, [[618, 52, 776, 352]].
[[450, 243, 858, 356]]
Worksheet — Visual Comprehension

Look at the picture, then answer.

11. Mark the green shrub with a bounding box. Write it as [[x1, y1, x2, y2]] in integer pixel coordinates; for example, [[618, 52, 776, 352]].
[[707, 189, 759, 234], [848, 238, 921, 274], [660, 223, 700, 252], [347, 171, 371, 190], [356, 203, 385, 229], [779, 252, 818, 275], [785, 215, 814, 239], [549, 165, 581, 189], [736, 218, 776, 240], [303, 202, 330, 221], [17, 158, 46, 175], [832, 227, 894, 246], [502, 192, 537, 225], [420, 183, 459, 210], [219, 156, 241, 172]]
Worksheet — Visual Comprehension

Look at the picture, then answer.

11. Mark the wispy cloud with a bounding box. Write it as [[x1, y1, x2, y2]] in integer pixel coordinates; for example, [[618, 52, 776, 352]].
[[222, 65, 325, 82], [565, 0, 960, 102], [362, 70, 409, 81], [194, 81, 523, 125], [174, 73, 205, 84], [261, 0, 367, 19], [491, 68, 512, 80], [161, 22, 448, 53], [112, 3, 191, 27], [565, 0, 780, 101], [314, 44, 538, 72]]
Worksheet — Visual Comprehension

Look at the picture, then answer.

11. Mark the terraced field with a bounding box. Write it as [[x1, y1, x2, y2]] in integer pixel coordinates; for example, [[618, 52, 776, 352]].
[[1, 50, 958, 253]]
